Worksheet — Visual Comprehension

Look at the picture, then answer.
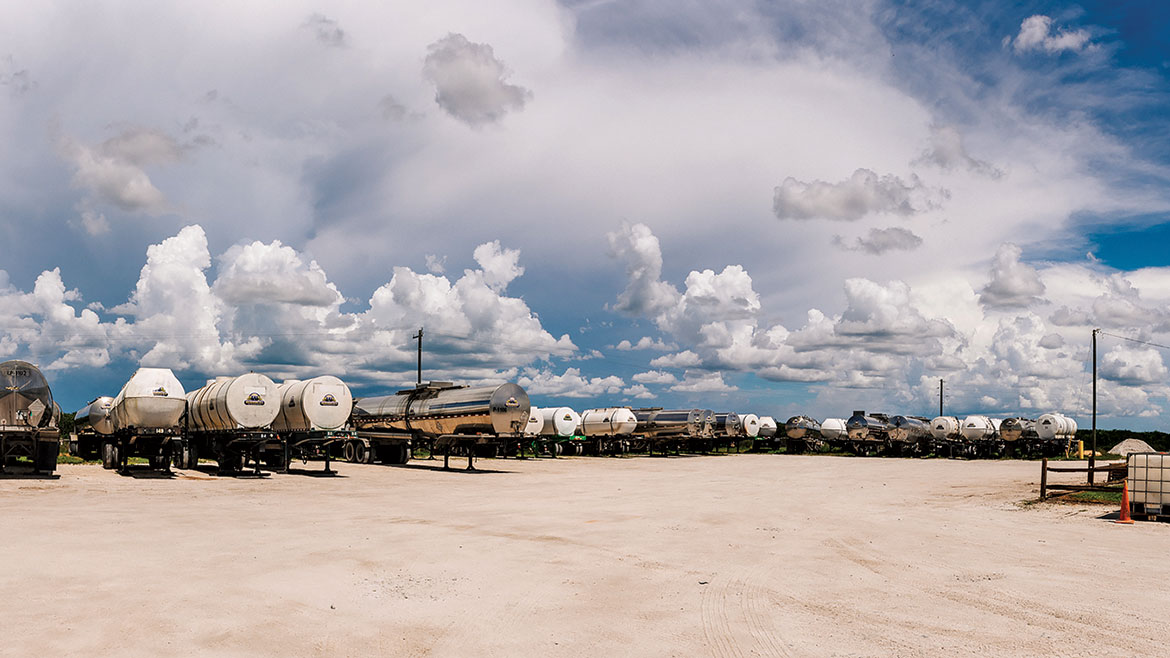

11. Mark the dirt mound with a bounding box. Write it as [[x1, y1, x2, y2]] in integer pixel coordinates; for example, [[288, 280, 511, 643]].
[[1110, 438, 1155, 456]]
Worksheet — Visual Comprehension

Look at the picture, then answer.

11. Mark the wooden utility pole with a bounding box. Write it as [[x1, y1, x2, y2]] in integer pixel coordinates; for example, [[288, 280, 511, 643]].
[[1090, 328, 1097, 484], [939, 378, 944, 417]]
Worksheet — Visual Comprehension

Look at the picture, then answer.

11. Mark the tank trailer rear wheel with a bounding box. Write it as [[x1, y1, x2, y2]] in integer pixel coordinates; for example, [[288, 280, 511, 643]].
[[101, 442, 116, 470]]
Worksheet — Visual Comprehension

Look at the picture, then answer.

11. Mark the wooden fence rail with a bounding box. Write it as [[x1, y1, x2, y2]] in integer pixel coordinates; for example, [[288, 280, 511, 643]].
[[1039, 458, 1127, 500]]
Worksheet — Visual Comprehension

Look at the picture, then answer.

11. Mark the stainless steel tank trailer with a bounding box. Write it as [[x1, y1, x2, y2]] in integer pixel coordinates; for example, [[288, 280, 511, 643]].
[[0, 360, 61, 474], [844, 411, 892, 456], [84, 367, 187, 472], [630, 408, 714, 455], [350, 381, 530, 470]]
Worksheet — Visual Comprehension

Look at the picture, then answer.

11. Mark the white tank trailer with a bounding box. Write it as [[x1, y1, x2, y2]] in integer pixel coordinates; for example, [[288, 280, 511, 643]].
[[740, 413, 761, 438], [0, 360, 60, 474], [1035, 413, 1078, 457], [757, 416, 777, 438], [579, 407, 638, 456], [103, 367, 187, 471], [958, 415, 1005, 458], [524, 406, 545, 436], [268, 375, 356, 473], [1036, 413, 1077, 441], [179, 373, 282, 473], [580, 408, 638, 436], [71, 396, 114, 460], [538, 407, 581, 438], [351, 382, 530, 469], [820, 418, 847, 441], [929, 416, 962, 441]]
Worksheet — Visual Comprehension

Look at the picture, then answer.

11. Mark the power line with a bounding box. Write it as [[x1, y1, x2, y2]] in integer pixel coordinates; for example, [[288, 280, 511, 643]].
[[1097, 330, 1170, 352]]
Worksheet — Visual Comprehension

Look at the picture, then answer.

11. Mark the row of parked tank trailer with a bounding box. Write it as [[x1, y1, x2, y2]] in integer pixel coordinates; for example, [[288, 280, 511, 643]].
[[0, 359, 1081, 476]]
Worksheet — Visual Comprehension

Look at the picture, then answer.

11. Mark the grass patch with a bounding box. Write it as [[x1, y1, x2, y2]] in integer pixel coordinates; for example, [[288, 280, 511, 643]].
[[1062, 489, 1124, 505]]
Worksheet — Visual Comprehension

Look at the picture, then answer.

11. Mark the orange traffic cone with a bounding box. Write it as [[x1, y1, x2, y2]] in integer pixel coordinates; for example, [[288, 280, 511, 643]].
[[1115, 480, 1135, 525]]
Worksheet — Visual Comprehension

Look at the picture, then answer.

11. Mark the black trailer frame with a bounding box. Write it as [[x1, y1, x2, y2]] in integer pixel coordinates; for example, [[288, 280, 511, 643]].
[[100, 427, 181, 473], [0, 426, 59, 474]]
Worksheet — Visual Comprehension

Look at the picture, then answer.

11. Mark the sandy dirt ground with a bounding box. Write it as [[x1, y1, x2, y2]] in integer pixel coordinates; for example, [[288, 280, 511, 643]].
[[1, 454, 1166, 657]]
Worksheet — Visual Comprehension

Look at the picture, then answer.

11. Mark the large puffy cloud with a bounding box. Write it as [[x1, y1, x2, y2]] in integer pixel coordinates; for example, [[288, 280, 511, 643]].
[[0, 224, 575, 395], [772, 168, 942, 221], [423, 33, 532, 126], [518, 367, 624, 397], [979, 243, 1046, 308]]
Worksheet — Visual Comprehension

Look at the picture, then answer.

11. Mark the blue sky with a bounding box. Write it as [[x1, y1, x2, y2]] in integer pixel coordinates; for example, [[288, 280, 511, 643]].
[[1, 1, 1169, 429]]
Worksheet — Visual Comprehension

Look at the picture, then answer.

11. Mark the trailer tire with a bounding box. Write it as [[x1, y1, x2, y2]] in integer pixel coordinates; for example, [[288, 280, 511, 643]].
[[101, 442, 117, 470], [353, 442, 367, 464], [343, 441, 357, 463]]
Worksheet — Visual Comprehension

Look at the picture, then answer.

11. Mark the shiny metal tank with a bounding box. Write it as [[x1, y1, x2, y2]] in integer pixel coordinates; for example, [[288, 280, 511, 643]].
[[524, 406, 545, 436], [959, 415, 999, 441], [187, 373, 281, 431], [739, 413, 761, 438], [785, 415, 821, 439], [820, 418, 847, 440], [75, 396, 115, 435], [845, 411, 890, 441], [929, 416, 961, 440], [756, 416, 777, 438], [110, 368, 187, 431], [632, 408, 706, 437], [537, 407, 581, 437], [580, 407, 638, 436], [273, 376, 353, 432], [999, 417, 1037, 442], [888, 416, 930, 442], [713, 412, 743, 437], [352, 382, 529, 436], [0, 360, 56, 429]]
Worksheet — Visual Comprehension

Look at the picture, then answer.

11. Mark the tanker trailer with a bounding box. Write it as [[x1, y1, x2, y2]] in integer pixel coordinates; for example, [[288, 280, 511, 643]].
[[845, 411, 891, 456], [784, 415, 823, 453], [1036, 413, 1078, 457], [105, 367, 187, 472], [72, 396, 114, 460], [736, 413, 761, 452], [524, 406, 545, 436], [711, 412, 743, 452], [998, 417, 1039, 457], [0, 360, 61, 474], [272, 375, 354, 473], [929, 416, 964, 457], [819, 418, 848, 449], [534, 406, 582, 457], [351, 381, 530, 470], [755, 416, 778, 451], [179, 373, 282, 474], [580, 407, 638, 456], [631, 408, 709, 455], [887, 415, 932, 456], [959, 415, 1004, 458]]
